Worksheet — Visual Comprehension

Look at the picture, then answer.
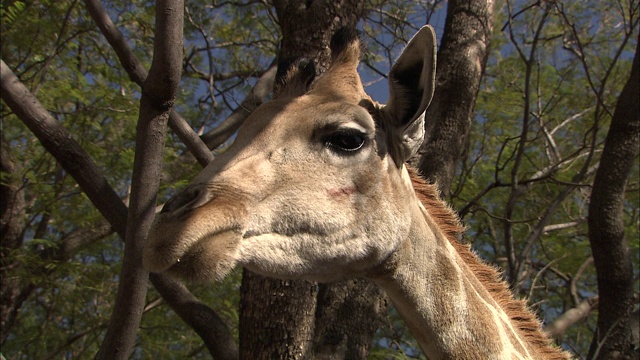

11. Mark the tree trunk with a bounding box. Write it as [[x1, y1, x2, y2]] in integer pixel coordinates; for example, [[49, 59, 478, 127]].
[[412, 0, 495, 198], [312, 279, 387, 359], [587, 35, 639, 360], [238, 1, 365, 359], [273, 0, 364, 72]]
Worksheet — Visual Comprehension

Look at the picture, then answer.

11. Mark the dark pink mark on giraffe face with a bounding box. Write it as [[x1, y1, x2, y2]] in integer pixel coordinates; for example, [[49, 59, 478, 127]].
[[327, 187, 356, 199]]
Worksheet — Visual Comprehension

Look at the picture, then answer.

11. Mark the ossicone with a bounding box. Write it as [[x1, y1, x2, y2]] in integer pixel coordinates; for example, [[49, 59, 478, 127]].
[[274, 57, 317, 97]]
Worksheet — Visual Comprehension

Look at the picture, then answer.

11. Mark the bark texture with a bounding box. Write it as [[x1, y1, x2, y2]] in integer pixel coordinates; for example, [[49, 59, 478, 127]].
[[240, 270, 317, 359], [413, 0, 494, 198], [587, 35, 639, 360], [312, 279, 387, 359], [273, 0, 365, 73]]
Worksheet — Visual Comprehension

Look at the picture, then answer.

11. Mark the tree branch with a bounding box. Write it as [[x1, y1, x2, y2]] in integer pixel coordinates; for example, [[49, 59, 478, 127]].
[[149, 273, 239, 360], [200, 61, 277, 150], [83, 0, 213, 167], [96, 1, 183, 358], [541, 219, 586, 234], [42, 220, 114, 261], [570, 257, 594, 306], [2, 57, 235, 355], [545, 296, 598, 338]]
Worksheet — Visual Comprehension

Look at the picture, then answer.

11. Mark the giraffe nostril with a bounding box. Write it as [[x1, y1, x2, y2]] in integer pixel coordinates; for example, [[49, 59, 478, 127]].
[[160, 185, 212, 214]]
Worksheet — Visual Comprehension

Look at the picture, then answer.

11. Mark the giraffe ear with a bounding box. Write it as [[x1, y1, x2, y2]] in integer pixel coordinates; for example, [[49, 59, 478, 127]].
[[383, 25, 437, 162]]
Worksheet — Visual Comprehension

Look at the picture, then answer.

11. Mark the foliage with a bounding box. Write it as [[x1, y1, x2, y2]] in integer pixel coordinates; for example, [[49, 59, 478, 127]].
[[0, 1, 25, 26], [451, 0, 639, 356]]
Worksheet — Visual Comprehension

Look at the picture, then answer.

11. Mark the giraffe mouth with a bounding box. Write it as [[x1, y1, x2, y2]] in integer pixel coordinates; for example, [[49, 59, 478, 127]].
[[147, 228, 242, 283], [242, 229, 261, 238]]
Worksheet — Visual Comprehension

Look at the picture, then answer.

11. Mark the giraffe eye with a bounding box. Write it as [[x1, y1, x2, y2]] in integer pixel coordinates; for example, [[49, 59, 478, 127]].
[[324, 129, 367, 153]]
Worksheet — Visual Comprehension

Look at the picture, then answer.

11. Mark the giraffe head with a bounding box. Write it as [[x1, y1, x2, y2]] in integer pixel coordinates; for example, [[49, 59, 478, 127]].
[[143, 26, 437, 283]]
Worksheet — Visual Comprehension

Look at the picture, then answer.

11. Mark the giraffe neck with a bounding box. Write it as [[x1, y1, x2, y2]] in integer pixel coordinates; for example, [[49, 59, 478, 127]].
[[370, 200, 535, 360]]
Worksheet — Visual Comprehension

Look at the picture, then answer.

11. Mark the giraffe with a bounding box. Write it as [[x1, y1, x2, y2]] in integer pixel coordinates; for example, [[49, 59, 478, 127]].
[[143, 26, 570, 359]]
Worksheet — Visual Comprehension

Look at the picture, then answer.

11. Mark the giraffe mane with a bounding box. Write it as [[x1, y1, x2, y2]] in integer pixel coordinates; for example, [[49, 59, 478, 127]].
[[407, 167, 569, 359]]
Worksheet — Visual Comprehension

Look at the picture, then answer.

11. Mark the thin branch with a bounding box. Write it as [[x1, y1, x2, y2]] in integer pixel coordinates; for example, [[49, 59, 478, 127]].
[[83, 0, 213, 166], [570, 257, 594, 306], [503, 1, 550, 288], [550, 107, 594, 136], [528, 256, 564, 301], [362, 59, 388, 79], [39, 220, 114, 261], [514, 169, 595, 291], [32, 0, 80, 96], [201, 61, 277, 149], [458, 181, 501, 218], [149, 273, 239, 360], [541, 219, 586, 234], [500, 0, 540, 32], [544, 296, 599, 338], [184, 4, 217, 110], [555, 2, 639, 120]]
